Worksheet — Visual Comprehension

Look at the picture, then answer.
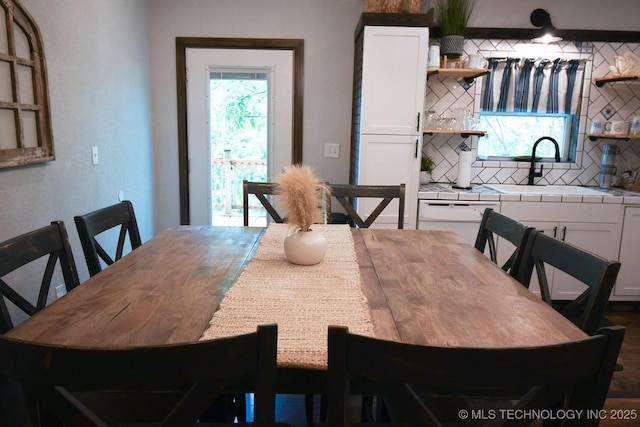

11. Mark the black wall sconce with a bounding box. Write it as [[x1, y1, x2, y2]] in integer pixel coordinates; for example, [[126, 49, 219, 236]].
[[530, 9, 563, 43]]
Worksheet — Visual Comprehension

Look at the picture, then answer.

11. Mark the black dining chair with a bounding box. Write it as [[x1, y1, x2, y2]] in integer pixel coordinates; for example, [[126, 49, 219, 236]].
[[514, 229, 622, 335], [74, 200, 142, 277], [0, 221, 80, 334], [243, 180, 331, 226], [243, 181, 285, 226], [327, 325, 625, 426], [0, 324, 289, 427], [310, 183, 405, 421], [329, 183, 405, 229], [474, 208, 535, 275]]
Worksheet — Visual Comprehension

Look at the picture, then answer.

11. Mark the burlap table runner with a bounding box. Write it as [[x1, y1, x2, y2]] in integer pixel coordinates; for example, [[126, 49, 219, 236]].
[[200, 223, 374, 369]]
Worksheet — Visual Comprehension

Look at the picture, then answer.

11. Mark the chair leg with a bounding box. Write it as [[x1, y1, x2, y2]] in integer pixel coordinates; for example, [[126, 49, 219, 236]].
[[361, 396, 374, 422], [304, 394, 314, 423], [319, 394, 327, 422], [233, 393, 246, 422], [376, 396, 391, 421], [200, 393, 245, 422], [199, 395, 226, 421], [0, 378, 38, 427], [360, 395, 390, 422], [305, 394, 327, 423]]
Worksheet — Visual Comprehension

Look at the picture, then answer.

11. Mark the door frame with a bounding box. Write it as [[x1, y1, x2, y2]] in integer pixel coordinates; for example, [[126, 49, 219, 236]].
[[176, 37, 304, 224]]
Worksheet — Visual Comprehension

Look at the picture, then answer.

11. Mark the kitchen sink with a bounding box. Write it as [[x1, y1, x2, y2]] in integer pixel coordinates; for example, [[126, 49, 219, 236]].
[[483, 184, 608, 195]]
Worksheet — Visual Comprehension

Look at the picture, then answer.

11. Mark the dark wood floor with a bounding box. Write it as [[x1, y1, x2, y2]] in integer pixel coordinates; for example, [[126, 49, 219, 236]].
[[600, 306, 640, 427], [274, 306, 640, 427]]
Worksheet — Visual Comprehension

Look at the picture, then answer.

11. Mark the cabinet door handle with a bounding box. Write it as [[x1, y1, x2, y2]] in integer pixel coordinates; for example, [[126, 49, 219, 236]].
[[553, 226, 558, 238], [561, 226, 567, 241], [415, 139, 418, 158], [416, 112, 420, 132]]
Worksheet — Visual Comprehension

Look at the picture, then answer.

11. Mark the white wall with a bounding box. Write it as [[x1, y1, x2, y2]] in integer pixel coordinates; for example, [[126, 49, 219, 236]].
[[148, 0, 364, 230], [470, 0, 639, 31], [0, 0, 154, 304], [149, 0, 640, 231]]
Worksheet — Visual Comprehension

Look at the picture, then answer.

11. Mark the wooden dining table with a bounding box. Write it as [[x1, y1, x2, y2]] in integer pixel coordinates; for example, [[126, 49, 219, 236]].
[[6, 224, 587, 393]]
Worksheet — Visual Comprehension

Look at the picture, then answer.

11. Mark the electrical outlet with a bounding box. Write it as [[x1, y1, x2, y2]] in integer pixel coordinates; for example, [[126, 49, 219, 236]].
[[92, 146, 99, 165], [55, 284, 67, 299], [324, 143, 340, 159]]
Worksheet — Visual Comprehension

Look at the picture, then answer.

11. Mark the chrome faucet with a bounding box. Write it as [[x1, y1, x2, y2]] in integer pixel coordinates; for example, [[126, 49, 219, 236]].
[[527, 136, 561, 185]]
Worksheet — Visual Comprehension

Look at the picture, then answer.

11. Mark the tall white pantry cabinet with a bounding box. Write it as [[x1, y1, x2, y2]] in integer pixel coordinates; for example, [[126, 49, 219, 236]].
[[350, 23, 429, 229]]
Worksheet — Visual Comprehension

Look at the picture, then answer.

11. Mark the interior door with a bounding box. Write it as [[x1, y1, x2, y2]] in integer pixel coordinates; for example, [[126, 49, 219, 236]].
[[186, 48, 293, 225]]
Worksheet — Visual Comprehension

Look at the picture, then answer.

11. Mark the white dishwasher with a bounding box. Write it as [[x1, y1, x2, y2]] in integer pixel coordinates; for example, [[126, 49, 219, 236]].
[[418, 200, 500, 245]]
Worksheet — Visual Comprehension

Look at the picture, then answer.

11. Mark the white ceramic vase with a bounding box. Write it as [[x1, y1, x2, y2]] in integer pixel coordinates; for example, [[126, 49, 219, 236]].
[[420, 171, 432, 184], [284, 228, 327, 265]]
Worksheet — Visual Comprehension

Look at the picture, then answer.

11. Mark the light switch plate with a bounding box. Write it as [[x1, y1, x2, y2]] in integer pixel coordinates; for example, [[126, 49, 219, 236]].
[[91, 146, 99, 165], [324, 143, 340, 158]]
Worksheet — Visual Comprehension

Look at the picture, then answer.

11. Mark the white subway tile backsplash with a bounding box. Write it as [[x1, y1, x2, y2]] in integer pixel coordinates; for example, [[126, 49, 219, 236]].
[[424, 39, 640, 188]]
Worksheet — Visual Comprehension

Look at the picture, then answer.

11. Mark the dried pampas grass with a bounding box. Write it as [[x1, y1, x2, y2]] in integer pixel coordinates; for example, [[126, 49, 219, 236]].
[[275, 164, 328, 231]]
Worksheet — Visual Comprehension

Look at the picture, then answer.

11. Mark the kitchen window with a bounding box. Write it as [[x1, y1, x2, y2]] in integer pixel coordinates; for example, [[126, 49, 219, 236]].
[[477, 57, 585, 162], [477, 112, 576, 160]]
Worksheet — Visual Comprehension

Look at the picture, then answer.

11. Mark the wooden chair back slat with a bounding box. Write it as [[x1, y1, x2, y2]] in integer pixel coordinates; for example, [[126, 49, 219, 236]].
[[243, 180, 331, 226], [328, 325, 625, 427], [74, 201, 142, 277], [243, 181, 284, 226], [0, 221, 80, 333], [474, 208, 535, 275], [0, 324, 281, 426], [515, 230, 622, 335], [330, 184, 405, 229]]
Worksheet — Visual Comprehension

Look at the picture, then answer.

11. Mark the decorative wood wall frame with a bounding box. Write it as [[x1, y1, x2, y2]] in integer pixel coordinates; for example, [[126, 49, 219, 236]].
[[0, 0, 54, 168]]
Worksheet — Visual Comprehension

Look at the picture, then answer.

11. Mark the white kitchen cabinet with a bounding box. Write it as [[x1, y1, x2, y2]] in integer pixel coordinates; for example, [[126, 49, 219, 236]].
[[359, 26, 428, 136], [350, 24, 429, 229], [357, 134, 420, 227], [614, 206, 640, 297], [500, 202, 622, 300]]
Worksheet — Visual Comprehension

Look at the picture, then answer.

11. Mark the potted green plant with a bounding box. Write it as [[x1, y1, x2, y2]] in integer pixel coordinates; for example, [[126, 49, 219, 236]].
[[435, 0, 474, 59], [420, 155, 435, 184]]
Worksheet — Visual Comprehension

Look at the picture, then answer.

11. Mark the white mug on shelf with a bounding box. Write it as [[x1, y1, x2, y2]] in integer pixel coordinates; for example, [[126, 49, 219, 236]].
[[631, 116, 640, 135], [604, 120, 631, 135], [590, 119, 604, 135], [464, 54, 488, 69], [428, 45, 440, 68]]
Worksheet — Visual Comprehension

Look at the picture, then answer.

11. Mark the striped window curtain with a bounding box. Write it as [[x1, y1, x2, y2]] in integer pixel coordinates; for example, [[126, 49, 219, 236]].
[[481, 58, 585, 115]]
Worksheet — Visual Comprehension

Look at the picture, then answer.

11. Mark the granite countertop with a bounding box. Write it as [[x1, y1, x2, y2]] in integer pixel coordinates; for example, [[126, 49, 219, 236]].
[[418, 183, 640, 204]]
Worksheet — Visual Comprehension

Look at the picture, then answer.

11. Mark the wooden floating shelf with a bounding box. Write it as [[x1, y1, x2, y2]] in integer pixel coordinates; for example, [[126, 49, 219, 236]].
[[588, 133, 640, 141], [594, 75, 639, 87], [423, 129, 487, 138], [427, 67, 491, 82]]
